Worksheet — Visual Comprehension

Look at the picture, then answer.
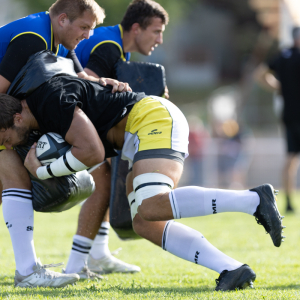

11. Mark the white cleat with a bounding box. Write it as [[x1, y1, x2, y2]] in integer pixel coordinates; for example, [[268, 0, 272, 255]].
[[14, 259, 79, 288], [88, 254, 141, 274], [62, 265, 103, 280]]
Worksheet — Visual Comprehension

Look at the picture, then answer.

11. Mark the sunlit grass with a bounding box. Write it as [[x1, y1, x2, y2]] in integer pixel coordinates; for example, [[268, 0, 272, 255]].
[[0, 191, 299, 299]]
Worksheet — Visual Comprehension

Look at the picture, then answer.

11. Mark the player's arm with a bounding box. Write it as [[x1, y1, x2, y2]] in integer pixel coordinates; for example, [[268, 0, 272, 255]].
[[68, 46, 131, 93], [0, 34, 47, 93], [25, 106, 105, 179], [254, 63, 280, 93], [83, 43, 131, 93]]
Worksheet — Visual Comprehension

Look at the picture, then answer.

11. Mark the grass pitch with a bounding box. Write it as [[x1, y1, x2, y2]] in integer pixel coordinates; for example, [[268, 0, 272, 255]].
[[0, 192, 299, 299]]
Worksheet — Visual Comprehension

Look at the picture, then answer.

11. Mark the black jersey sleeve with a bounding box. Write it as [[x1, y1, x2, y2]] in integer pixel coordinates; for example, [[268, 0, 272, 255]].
[[0, 34, 47, 83], [67, 50, 84, 73], [85, 42, 122, 78]]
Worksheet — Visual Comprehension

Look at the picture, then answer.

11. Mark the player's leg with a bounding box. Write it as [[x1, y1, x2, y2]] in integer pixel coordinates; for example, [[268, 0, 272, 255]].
[[127, 167, 255, 291], [282, 153, 298, 212], [64, 162, 110, 279], [133, 158, 284, 247], [65, 160, 140, 277], [0, 149, 79, 287], [87, 158, 140, 274], [282, 124, 300, 212]]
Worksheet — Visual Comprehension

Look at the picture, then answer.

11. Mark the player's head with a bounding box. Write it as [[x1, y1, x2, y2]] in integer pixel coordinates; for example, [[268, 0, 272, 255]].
[[292, 26, 300, 47], [0, 94, 30, 148], [121, 0, 169, 55], [49, 0, 105, 50]]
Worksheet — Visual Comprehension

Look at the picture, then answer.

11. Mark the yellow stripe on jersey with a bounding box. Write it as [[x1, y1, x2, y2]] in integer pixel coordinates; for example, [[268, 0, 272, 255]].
[[0, 145, 7, 150], [125, 97, 173, 151]]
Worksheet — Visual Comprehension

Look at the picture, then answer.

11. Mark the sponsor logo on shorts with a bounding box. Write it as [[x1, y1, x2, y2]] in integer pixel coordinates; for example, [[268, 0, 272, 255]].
[[212, 199, 217, 214], [37, 141, 47, 149], [148, 129, 162, 135], [27, 226, 34, 231], [194, 251, 200, 264], [6, 222, 12, 229]]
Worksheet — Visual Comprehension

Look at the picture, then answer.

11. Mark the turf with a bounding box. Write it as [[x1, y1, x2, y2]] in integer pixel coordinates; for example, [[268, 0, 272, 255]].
[[0, 192, 299, 299]]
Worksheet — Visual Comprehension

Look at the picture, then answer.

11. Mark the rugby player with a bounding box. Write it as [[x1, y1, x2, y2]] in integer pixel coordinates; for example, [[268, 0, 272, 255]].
[[66, 0, 169, 275], [0, 52, 285, 291]]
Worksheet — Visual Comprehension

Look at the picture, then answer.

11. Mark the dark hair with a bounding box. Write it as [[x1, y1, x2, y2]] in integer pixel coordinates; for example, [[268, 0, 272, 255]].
[[292, 26, 300, 40], [49, 0, 105, 24], [0, 94, 22, 130], [121, 0, 169, 31]]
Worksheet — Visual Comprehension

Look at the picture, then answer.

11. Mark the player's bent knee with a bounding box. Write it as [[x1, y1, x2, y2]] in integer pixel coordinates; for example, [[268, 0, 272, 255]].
[[137, 200, 158, 221], [132, 216, 147, 237], [130, 173, 174, 220]]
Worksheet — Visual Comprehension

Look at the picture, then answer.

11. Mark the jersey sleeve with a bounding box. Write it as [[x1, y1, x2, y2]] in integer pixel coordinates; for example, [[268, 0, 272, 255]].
[[67, 50, 84, 74], [0, 34, 47, 83], [85, 42, 123, 78]]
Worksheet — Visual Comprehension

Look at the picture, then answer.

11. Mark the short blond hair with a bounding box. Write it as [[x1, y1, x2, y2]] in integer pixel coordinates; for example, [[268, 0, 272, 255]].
[[49, 0, 105, 25]]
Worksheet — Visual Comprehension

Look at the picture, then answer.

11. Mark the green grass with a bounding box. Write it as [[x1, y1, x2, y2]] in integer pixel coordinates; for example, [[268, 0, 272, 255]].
[[0, 192, 299, 299]]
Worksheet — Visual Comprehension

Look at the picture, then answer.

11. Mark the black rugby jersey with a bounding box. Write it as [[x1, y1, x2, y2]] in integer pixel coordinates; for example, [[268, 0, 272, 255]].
[[26, 76, 145, 157]]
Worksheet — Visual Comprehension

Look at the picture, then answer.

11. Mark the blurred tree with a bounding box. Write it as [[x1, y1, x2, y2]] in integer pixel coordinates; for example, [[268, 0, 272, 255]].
[[13, 0, 197, 27]]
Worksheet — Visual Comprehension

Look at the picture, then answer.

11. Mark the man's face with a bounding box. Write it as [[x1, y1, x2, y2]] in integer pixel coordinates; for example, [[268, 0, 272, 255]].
[[0, 124, 30, 149], [135, 17, 165, 55], [60, 10, 96, 50]]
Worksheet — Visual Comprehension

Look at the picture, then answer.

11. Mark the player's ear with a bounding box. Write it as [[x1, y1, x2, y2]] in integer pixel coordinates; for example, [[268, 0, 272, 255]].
[[13, 113, 23, 125], [57, 13, 68, 26], [131, 23, 141, 34]]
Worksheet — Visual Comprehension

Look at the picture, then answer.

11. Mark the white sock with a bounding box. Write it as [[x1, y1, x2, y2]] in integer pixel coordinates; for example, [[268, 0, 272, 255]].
[[89, 221, 110, 260], [2, 189, 37, 276], [162, 221, 243, 273], [65, 235, 93, 273], [169, 186, 260, 219]]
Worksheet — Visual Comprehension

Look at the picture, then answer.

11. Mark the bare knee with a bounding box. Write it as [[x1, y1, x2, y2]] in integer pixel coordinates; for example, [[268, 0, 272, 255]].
[[132, 215, 148, 237], [0, 150, 31, 189], [137, 198, 157, 221]]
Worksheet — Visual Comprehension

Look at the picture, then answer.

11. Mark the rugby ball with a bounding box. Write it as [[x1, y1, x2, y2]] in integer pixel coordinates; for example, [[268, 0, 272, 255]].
[[36, 133, 72, 166]]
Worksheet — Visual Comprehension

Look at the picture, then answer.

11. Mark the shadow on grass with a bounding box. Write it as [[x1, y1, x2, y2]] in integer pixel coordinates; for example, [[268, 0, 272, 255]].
[[259, 284, 300, 291], [0, 284, 215, 298]]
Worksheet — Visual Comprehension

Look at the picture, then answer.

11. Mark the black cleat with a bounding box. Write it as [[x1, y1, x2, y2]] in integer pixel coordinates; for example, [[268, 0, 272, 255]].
[[215, 264, 256, 291], [250, 184, 284, 247]]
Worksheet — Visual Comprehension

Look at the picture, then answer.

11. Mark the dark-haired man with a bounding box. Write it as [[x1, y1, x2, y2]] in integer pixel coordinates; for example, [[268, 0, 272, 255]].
[[65, 0, 169, 276]]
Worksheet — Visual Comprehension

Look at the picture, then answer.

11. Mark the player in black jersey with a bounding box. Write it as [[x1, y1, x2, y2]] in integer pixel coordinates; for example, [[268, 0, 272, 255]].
[[0, 57, 284, 291]]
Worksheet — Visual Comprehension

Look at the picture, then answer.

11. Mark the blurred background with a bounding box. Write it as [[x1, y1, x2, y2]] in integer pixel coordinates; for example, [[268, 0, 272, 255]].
[[1, 0, 300, 189]]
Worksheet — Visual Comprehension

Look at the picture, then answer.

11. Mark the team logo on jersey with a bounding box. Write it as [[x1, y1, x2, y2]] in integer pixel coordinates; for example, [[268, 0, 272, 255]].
[[148, 129, 162, 135], [27, 226, 34, 231], [6, 222, 12, 229], [212, 199, 217, 214], [194, 251, 200, 264]]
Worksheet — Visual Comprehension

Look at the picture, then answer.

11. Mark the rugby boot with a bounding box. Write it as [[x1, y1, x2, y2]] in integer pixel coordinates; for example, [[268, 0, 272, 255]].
[[250, 184, 284, 247], [15, 259, 79, 288], [215, 264, 256, 291], [88, 254, 141, 274], [62, 265, 103, 280]]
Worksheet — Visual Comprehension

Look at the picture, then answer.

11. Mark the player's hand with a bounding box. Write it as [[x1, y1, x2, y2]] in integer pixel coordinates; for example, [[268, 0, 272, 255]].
[[24, 143, 42, 178], [164, 85, 169, 99], [99, 77, 132, 93]]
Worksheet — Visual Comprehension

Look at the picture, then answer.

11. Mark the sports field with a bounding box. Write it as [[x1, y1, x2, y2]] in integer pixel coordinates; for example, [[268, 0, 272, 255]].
[[0, 191, 299, 299]]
